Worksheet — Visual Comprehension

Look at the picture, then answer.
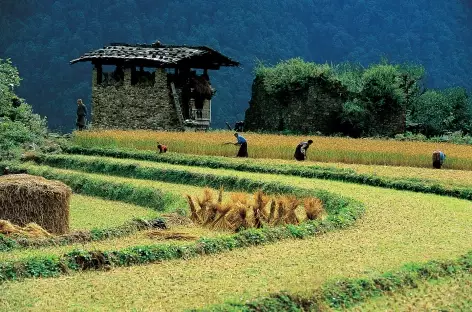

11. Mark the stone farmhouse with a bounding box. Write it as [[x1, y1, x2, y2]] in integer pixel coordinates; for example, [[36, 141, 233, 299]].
[[71, 42, 239, 131]]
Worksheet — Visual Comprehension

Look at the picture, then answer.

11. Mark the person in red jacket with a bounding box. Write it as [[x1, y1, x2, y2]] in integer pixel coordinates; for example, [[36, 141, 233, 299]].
[[157, 142, 167, 153]]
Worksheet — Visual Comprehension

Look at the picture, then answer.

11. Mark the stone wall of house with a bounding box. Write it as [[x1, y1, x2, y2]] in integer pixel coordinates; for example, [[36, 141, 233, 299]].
[[245, 77, 347, 134], [91, 68, 182, 130]]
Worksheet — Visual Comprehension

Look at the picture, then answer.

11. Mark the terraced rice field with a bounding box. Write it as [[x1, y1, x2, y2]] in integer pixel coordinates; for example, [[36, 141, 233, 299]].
[[72, 130, 472, 169], [0, 147, 471, 311], [50, 153, 472, 191], [70, 194, 159, 230], [349, 273, 472, 311]]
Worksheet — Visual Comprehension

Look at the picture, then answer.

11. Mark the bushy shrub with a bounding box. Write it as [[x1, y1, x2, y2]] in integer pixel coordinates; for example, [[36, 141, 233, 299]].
[[255, 58, 333, 94], [255, 58, 428, 137], [0, 59, 47, 160], [408, 87, 472, 136], [254, 57, 472, 137]]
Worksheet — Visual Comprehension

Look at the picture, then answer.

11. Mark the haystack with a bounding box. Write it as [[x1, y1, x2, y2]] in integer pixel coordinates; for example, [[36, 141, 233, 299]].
[[0, 174, 71, 234]]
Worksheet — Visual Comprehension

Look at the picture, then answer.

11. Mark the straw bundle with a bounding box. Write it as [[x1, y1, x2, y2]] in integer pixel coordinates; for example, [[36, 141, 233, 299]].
[[0, 220, 52, 238], [283, 196, 300, 225], [304, 198, 324, 220], [0, 174, 71, 234], [186, 189, 325, 232]]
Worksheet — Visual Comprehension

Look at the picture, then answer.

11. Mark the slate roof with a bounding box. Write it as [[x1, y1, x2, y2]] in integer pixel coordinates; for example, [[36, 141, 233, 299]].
[[70, 43, 239, 69]]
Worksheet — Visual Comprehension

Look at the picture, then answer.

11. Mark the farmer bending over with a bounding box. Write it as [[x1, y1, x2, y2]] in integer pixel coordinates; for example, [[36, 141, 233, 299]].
[[294, 140, 313, 161], [233, 133, 248, 157], [432, 150, 446, 169], [157, 142, 167, 153]]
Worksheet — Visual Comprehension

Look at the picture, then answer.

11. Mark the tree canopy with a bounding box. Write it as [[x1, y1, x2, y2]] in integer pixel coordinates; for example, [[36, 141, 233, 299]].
[[0, 59, 47, 159]]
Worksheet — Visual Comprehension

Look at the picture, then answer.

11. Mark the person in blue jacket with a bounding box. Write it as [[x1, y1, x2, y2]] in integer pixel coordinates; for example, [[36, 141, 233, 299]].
[[432, 150, 446, 169], [233, 133, 248, 157]]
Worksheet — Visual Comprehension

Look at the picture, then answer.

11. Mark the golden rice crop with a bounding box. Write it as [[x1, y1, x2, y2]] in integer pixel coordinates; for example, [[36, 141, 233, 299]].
[[72, 130, 472, 170]]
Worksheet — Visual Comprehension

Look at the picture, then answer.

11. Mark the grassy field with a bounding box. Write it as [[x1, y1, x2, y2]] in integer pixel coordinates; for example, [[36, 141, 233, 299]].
[[72, 130, 472, 169], [70, 194, 159, 230], [349, 273, 472, 311], [1, 159, 472, 311]]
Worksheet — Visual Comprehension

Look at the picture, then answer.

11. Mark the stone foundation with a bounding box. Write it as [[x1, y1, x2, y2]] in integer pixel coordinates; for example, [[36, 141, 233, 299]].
[[245, 76, 405, 136], [245, 77, 346, 134], [91, 68, 183, 130]]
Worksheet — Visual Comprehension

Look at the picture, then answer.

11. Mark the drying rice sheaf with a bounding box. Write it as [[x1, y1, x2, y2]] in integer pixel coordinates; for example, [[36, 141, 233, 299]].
[[0, 219, 52, 238], [186, 188, 325, 231], [0, 174, 71, 235]]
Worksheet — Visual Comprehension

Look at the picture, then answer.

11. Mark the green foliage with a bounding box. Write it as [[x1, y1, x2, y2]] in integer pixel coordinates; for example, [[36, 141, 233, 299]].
[[321, 257, 470, 309], [410, 89, 451, 135], [255, 58, 430, 137], [61, 146, 472, 201], [0, 59, 47, 159], [254, 57, 471, 137], [255, 58, 333, 94], [397, 63, 426, 109], [408, 87, 472, 136], [36, 154, 307, 195], [0, 235, 19, 252], [361, 64, 405, 103], [340, 99, 368, 135], [195, 294, 307, 312], [333, 62, 364, 93]]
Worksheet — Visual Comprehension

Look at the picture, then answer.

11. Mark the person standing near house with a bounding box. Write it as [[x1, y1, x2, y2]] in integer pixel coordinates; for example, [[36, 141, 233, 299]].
[[76, 99, 87, 131], [233, 132, 248, 157], [294, 140, 313, 161]]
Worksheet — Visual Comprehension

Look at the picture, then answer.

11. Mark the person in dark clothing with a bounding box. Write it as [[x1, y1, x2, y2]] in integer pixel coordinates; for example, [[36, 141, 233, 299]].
[[76, 99, 87, 131], [234, 133, 248, 157], [157, 142, 168, 153], [294, 140, 313, 161], [234, 121, 244, 132], [432, 150, 446, 169]]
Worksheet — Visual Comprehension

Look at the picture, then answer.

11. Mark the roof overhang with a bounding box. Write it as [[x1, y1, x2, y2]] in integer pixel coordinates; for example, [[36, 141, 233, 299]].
[[70, 43, 239, 69]]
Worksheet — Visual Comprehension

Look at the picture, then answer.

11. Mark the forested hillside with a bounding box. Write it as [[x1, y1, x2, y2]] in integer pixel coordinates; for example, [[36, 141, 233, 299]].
[[1, 0, 471, 131]]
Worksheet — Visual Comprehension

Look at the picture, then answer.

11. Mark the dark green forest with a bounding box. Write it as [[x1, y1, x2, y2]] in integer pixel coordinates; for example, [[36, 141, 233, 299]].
[[1, 0, 471, 131]]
